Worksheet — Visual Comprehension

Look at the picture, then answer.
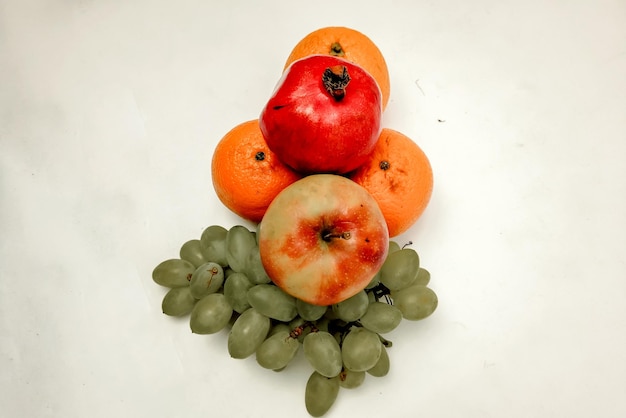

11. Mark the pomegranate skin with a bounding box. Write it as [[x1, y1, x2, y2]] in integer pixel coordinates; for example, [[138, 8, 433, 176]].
[[259, 55, 383, 175]]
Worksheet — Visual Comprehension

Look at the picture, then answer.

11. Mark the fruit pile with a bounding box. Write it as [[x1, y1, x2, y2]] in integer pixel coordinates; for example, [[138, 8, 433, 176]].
[[152, 27, 437, 417]]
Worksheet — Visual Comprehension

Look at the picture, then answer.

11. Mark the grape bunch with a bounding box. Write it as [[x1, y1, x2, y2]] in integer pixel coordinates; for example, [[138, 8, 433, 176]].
[[152, 224, 438, 417]]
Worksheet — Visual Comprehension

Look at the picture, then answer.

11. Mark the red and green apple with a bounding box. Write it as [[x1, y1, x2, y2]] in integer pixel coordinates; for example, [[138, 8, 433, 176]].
[[258, 174, 389, 306]]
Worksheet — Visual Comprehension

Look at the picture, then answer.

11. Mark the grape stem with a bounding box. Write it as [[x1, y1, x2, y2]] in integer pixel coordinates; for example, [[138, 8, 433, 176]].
[[289, 321, 318, 339], [366, 282, 392, 302], [378, 334, 393, 348], [328, 321, 393, 349]]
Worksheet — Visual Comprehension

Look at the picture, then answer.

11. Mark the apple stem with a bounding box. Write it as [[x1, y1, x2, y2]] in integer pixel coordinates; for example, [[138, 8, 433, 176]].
[[321, 231, 351, 242], [322, 65, 351, 101]]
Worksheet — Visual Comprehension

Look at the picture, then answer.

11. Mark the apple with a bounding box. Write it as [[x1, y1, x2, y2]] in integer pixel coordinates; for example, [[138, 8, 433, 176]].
[[259, 54, 382, 174], [258, 174, 389, 306]]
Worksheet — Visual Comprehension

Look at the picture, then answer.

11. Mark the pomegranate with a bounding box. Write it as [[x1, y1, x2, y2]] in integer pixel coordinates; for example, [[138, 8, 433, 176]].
[[259, 55, 382, 174]]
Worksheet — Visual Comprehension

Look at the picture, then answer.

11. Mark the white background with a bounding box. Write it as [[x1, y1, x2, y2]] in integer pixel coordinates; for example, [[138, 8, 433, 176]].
[[2, 1, 625, 417]]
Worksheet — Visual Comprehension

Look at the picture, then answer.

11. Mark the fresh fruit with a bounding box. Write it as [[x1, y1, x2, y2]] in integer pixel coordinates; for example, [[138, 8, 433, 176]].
[[152, 258, 195, 288], [284, 26, 391, 111], [179, 239, 208, 268], [241, 244, 272, 284], [152, 223, 438, 417], [415, 267, 431, 286], [225, 225, 257, 272], [247, 284, 298, 322], [341, 327, 382, 372], [162, 287, 196, 316], [154, 24, 441, 418], [379, 248, 420, 291], [256, 329, 300, 370], [189, 293, 232, 334], [349, 128, 434, 237], [391, 285, 438, 320], [359, 301, 403, 334], [259, 54, 382, 174], [189, 262, 224, 299], [338, 368, 366, 389], [258, 174, 389, 306], [199, 225, 229, 266], [223, 271, 254, 313], [367, 343, 390, 377], [331, 290, 369, 322], [296, 299, 328, 321], [305, 372, 340, 417], [228, 307, 271, 359], [303, 331, 343, 378], [224, 273, 254, 313], [211, 119, 302, 222]]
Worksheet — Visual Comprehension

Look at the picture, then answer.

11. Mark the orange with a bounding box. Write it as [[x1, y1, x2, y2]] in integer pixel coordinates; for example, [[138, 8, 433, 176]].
[[211, 119, 302, 223], [348, 128, 433, 237], [284, 26, 391, 111]]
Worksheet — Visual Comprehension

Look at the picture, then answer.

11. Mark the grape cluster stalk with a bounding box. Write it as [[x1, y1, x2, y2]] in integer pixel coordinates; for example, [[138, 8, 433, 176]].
[[152, 224, 438, 417]]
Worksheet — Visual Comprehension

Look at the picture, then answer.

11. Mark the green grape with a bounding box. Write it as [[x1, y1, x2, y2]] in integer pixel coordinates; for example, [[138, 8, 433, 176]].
[[341, 327, 382, 372], [392, 285, 438, 320], [332, 290, 369, 322], [247, 284, 297, 322], [162, 286, 196, 316], [367, 344, 390, 377], [296, 299, 327, 321], [305, 372, 340, 417], [255, 330, 300, 370], [414, 267, 430, 286], [200, 225, 229, 266], [189, 262, 224, 299], [268, 323, 292, 337], [223, 272, 253, 313], [359, 302, 403, 334], [179, 239, 208, 268], [225, 225, 257, 272], [339, 368, 366, 389], [379, 248, 420, 291], [228, 308, 270, 359], [303, 331, 343, 378], [388, 240, 401, 253], [152, 259, 195, 288], [243, 246, 272, 284], [189, 293, 232, 334]]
